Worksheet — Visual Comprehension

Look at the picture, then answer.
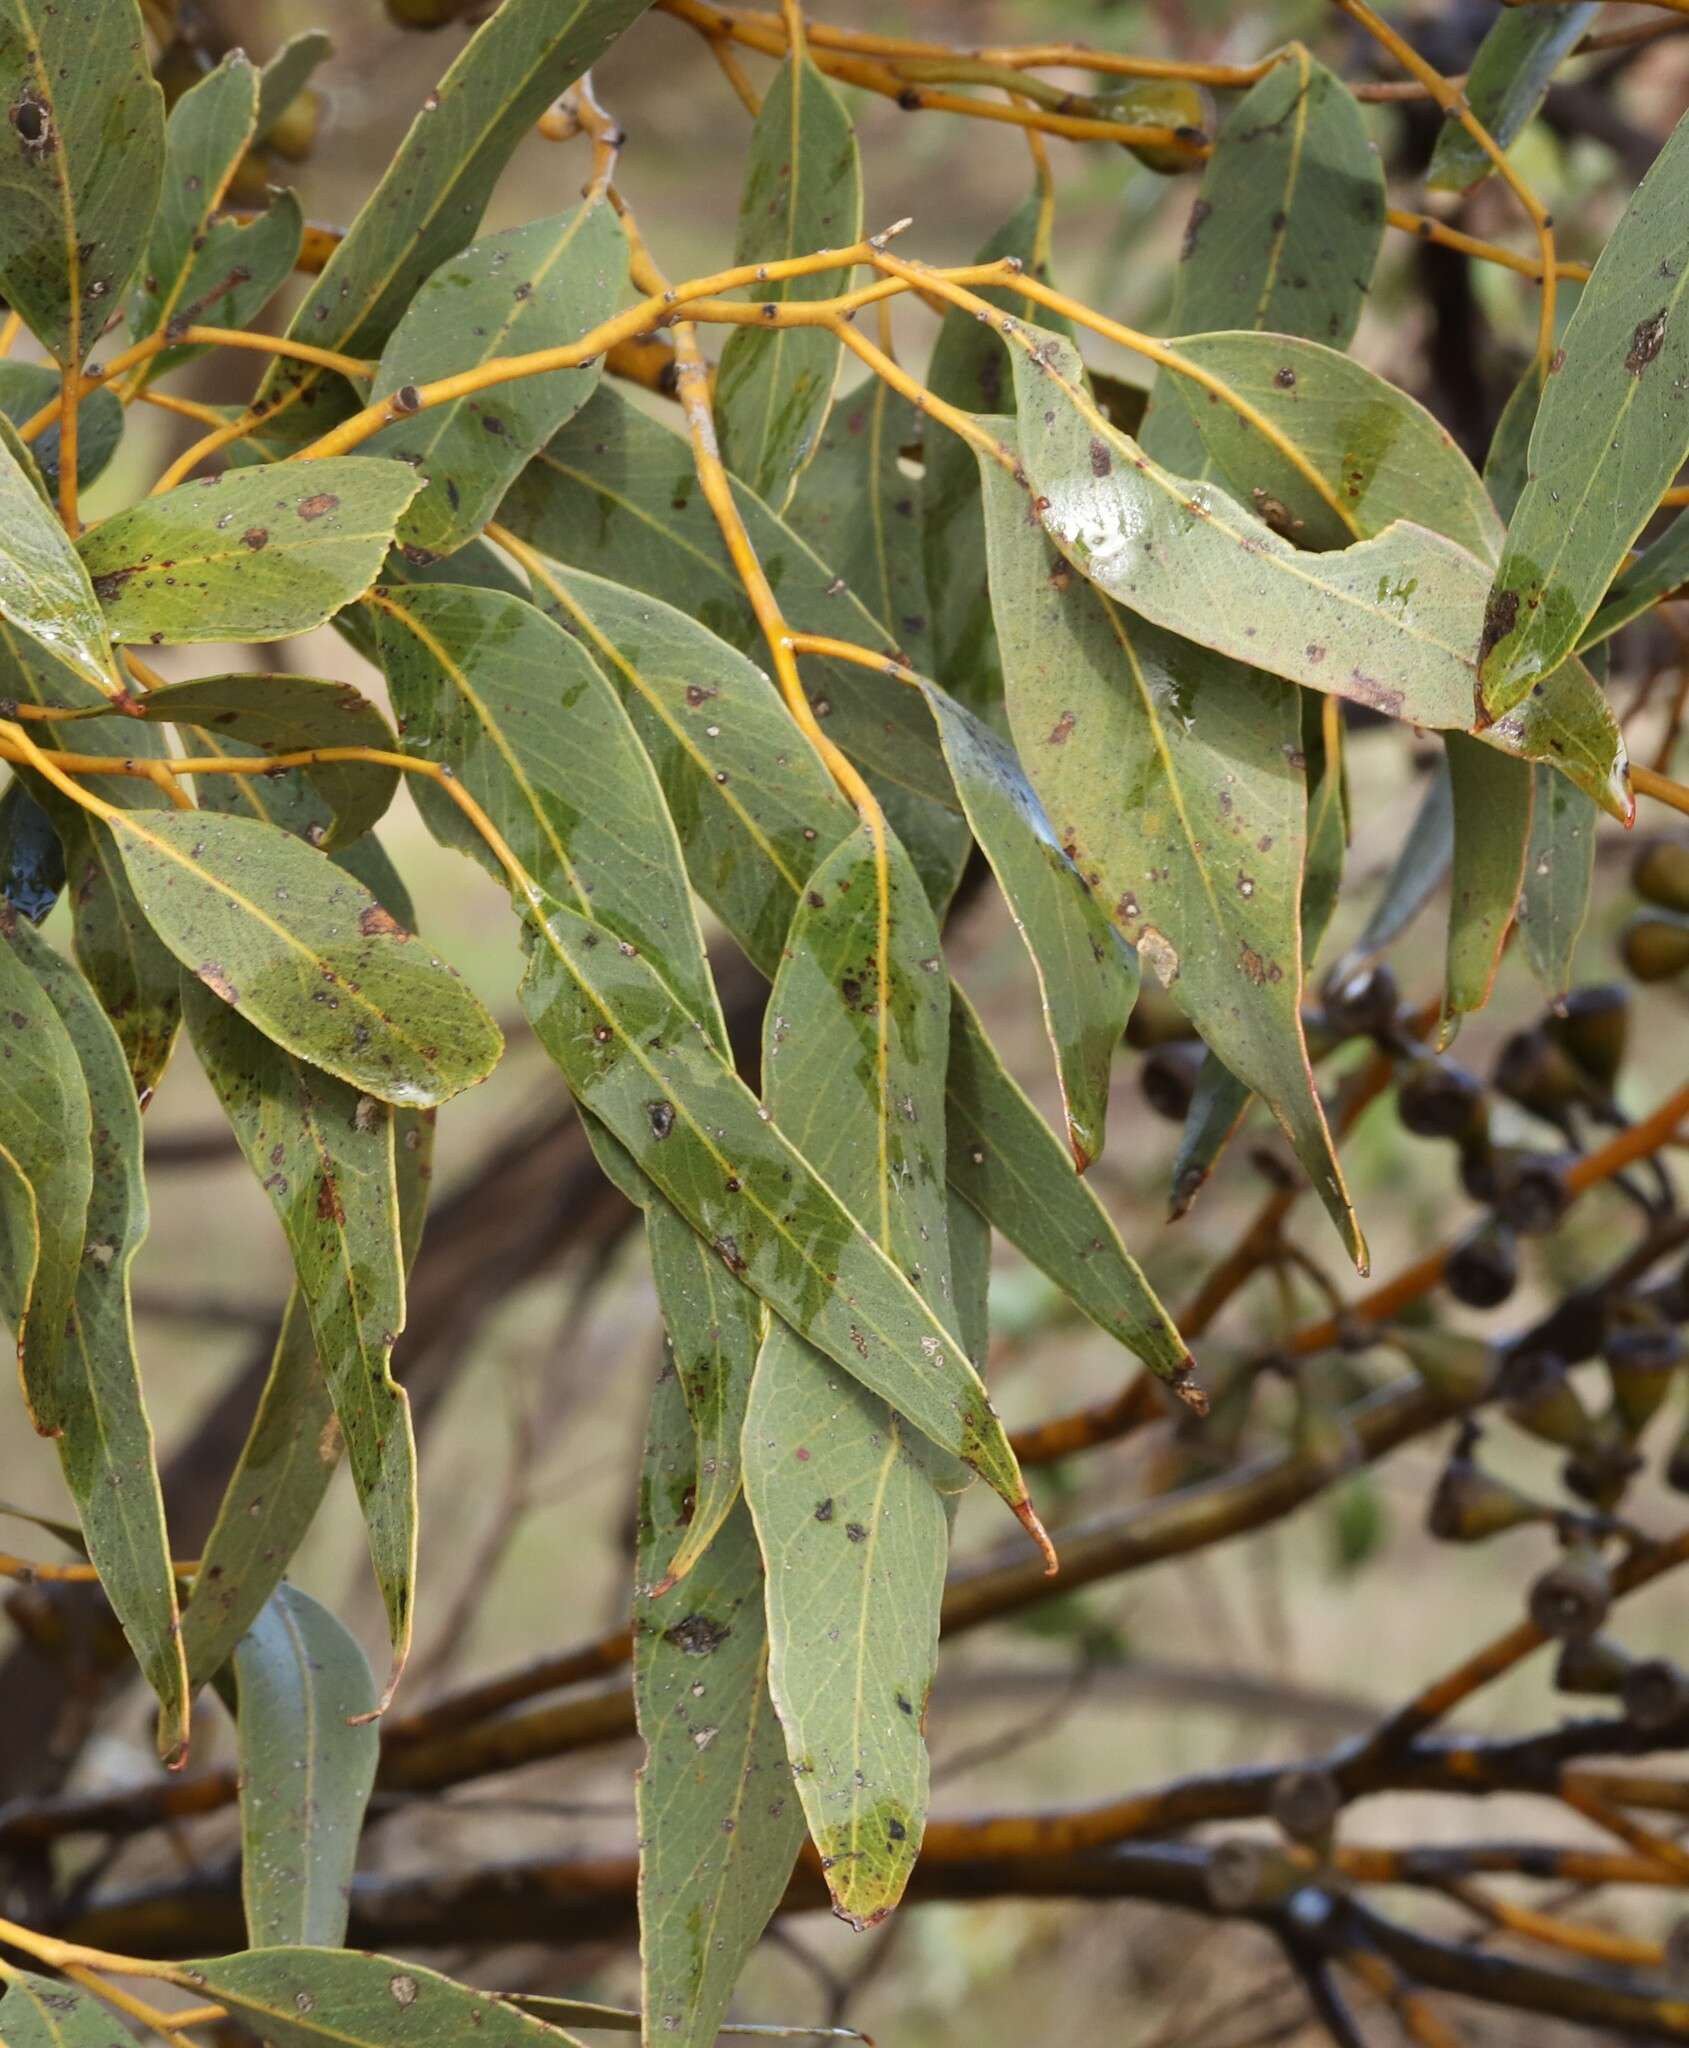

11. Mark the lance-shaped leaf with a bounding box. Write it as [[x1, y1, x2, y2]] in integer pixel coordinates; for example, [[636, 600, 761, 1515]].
[[1332, 759, 1454, 980], [128, 50, 303, 378], [922, 196, 1067, 717], [0, 416, 117, 695], [788, 377, 932, 673], [517, 885, 1038, 1527], [1480, 107, 1689, 712], [164, 1951, 588, 2048], [1484, 356, 1546, 525], [501, 386, 954, 811], [1520, 762, 1597, 1007], [369, 581, 723, 1039], [0, 359, 123, 494], [646, 1198, 762, 1590], [10, 919, 190, 1758], [1583, 507, 1689, 653], [79, 459, 421, 648], [1443, 736, 1533, 1037], [1428, 4, 1600, 194], [636, 1360, 803, 2048], [1162, 332, 1502, 559], [367, 201, 625, 556], [744, 822, 957, 1925], [0, 1968, 135, 2045], [0, 0, 163, 367], [714, 50, 861, 508], [1003, 322, 1629, 816], [0, 778, 63, 924], [136, 673, 399, 849], [525, 559, 1191, 1390], [257, 28, 333, 137], [920, 681, 1136, 1170], [235, 1583, 380, 1948], [107, 808, 501, 1107], [1140, 49, 1384, 472], [254, 0, 652, 437], [979, 445, 1365, 1269], [185, 983, 414, 1692]]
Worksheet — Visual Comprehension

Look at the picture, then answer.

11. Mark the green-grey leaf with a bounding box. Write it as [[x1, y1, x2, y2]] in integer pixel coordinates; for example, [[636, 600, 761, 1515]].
[[920, 680, 1136, 1170], [787, 377, 931, 672], [1484, 355, 1545, 525], [368, 201, 625, 555], [1170, 1054, 1251, 1222], [167, 1951, 588, 2048], [138, 673, 399, 849], [185, 982, 414, 1688], [0, 1967, 134, 2045], [5, 916, 189, 1758], [370, 581, 724, 1041], [1332, 759, 1453, 978], [1520, 761, 1596, 1006], [1003, 322, 1629, 816], [235, 1583, 380, 1947], [1427, 4, 1600, 194], [1443, 735, 1533, 1034], [254, 0, 652, 432], [0, 359, 123, 494], [0, 0, 164, 367], [1479, 106, 1689, 712], [744, 821, 956, 1926], [255, 29, 333, 143], [635, 1361, 802, 2048], [108, 808, 502, 1107], [714, 51, 861, 508], [0, 415, 116, 694], [79, 459, 421, 647], [1583, 506, 1689, 652], [517, 885, 1036, 1520], [979, 439, 1364, 1269], [500, 385, 953, 811]]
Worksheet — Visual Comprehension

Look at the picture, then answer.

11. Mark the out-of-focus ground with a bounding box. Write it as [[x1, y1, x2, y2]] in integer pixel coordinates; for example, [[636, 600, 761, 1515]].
[[6, 4, 1689, 2041]]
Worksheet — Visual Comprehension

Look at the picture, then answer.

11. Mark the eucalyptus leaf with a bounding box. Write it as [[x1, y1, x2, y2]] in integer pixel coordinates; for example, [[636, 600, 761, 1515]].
[[0, 776, 63, 923], [1520, 762, 1597, 1007], [0, 416, 117, 695], [0, 359, 123, 493], [0, 1968, 135, 2045], [1582, 506, 1689, 652], [1442, 737, 1533, 1036], [256, 30, 333, 143], [1332, 759, 1454, 980], [1427, 4, 1600, 195]]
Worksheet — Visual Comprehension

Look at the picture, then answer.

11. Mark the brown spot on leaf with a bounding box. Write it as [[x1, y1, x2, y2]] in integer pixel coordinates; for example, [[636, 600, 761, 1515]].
[[1180, 197, 1212, 261], [1479, 586, 1520, 667], [198, 961, 239, 1006], [1625, 309, 1668, 375], [316, 1174, 346, 1225], [663, 1613, 731, 1655], [1047, 709, 1076, 746], [240, 527, 269, 551], [1088, 437, 1112, 478], [358, 903, 408, 938], [296, 492, 340, 521]]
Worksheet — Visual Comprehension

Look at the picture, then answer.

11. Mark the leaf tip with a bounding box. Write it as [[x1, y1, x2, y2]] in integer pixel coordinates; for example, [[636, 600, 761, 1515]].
[[1013, 1494, 1059, 1576]]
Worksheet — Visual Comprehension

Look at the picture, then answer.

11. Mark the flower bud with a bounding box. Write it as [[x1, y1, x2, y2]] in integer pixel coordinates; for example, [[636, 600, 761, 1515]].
[[1605, 1312, 1685, 1436], [1502, 1350, 1596, 1450], [1444, 1218, 1519, 1310], [1491, 1149, 1574, 1237], [1633, 841, 1689, 915], [1322, 961, 1400, 1040], [1492, 1027, 1591, 1132], [1427, 1450, 1544, 1543], [1544, 984, 1629, 1093], [1396, 1057, 1486, 1142], [1388, 1326, 1495, 1406], [1621, 911, 1689, 984], [1528, 1538, 1612, 1640]]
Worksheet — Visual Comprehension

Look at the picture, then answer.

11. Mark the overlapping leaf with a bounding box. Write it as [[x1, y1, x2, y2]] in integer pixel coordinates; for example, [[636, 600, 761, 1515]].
[[235, 1583, 380, 1947], [79, 459, 420, 647], [1427, 4, 1600, 194], [1443, 737, 1533, 1036], [367, 201, 625, 555], [0, 0, 163, 367], [1583, 507, 1689, 652], [714, 49, 861, 508], [1332, 760, 1453, 980], [0, 778, 63, 923], [1480, 106, 1689, 711], [0, 1968, 133, 2045], [0, 416, 116, 694], [1520, 762, 1597, 1006], [0, 359, 123, 494]]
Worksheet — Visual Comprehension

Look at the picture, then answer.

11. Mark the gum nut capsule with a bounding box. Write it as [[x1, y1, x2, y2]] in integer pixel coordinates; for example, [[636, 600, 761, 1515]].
[[1527, 1539, 1611, 1640], [1605, 1318, 1686, 1434], [1502, 1350, 1595, 1450], [1561, 1431, 1642, 1512], [1492, 1027, 1589, 1127], [1553, 1635, 1631, 1696], [1621, 910, 1689, 983], [1444, 1218, 1519, 1310], [1545, 984, 1629, 1091], [1140, 1038, 1205, 1122], [1388, 1325, 1495, 1405], [1492, 1150, 1573, 1237], [1633, 840, 1689, 914], [1321, 960, 1400, 1039], [1269, 1768, 1341, 1844], [1203, 1838, 1302, 1913], [1621, 1657, 1689, 1732], [1396, 1057, 1485, 1140]]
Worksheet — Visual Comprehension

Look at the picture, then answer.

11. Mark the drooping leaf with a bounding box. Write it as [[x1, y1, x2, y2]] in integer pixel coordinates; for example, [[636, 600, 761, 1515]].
[[714, 49, 861, 508], [524, 559, 1189, 1389], [367, 201, 625, 555], [1169, 1054, 1251, 1222], [1582, 506, 1689, 652], [127, 49, 299, 378], [1520, 762, 1597, 1007], [253, 0, 653, 437], [978, 439, 1365, 1269], [370, 581, 724, 1040], [1443, 736, 1533, 1035], [1139, 49, 1384, 471], [107, 808, 502, 1106], [1427, 3, 1601, 194], [501, 386, 954, 810], [1483, 356, 1546, 525], [255, 29, 334, 143], [165, 1951, 588, 2048], [0, 0, 164, 367], [0, 359, 124, 493], [0, 415, 117, 694], [788, 377, 932, 673], [184, 982, 415, 1690], [4, 914, 189, 1758], [0, 1967, 135, 2045], [919, 680, 1137, 1170], [635, 1360, 802, 2048], [743, 822, 957, 1926], [922, 195, 1068, 717], [234, 1583, 380, 1948], [1332, 758, 1454, 979], [517, 885, 1036, 1519], [0, 776, 63, 923], [1479, 107, 1689, 713], [1002, 322, 1629, 816], [78, 458, 421, 647], [136, 673, 399, 849]]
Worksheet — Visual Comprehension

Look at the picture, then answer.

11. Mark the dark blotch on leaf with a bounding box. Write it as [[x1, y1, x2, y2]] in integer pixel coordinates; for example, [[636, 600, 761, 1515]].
[[240, 527, 269, 551], [1479, 586, 1521, 667], [647, 1099, 675, 1140], [297, 492, 341, 521], [359, 903, 408, 938], [1088, 437, 1112, 478], [663, 1613, 730, 1655], [845, 1521, 868, 1543], [814, 1497, 834, 1522], [1625, 309, 1668, 375]]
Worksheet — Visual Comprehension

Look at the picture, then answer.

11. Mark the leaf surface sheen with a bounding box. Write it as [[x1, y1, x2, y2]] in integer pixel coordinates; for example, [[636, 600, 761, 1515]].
[[0, 416, 115, 693]]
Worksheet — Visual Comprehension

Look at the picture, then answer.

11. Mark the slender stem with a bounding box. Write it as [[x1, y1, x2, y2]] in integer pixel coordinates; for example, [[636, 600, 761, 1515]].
[[0, 309, 21, 356], [132, 388, 230, 429], [1632, 762, 1689, 817], [1387, 206, 1589, 284]]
